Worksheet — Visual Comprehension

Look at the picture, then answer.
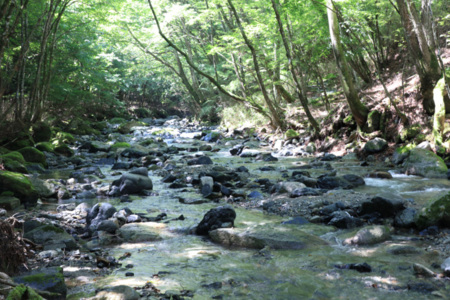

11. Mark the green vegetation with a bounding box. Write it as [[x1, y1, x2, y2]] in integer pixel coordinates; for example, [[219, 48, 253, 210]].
[[6, 284, 43, 300], [0, 171, 37, 203], [110, 142, 131, 150]]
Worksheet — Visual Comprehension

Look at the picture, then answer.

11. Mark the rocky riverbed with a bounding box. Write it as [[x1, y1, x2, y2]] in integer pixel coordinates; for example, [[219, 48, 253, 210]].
[[1, 116, 450, 299]]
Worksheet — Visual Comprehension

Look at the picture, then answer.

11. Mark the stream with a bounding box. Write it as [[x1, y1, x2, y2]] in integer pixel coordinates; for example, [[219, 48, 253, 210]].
[[34, 118, 450, 299]]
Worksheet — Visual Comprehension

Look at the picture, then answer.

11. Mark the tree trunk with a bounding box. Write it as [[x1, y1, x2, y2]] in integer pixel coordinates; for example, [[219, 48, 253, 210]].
[[433, 74, 448, 146], [326, 0, 368, 129], [270, 0, 320, 133]]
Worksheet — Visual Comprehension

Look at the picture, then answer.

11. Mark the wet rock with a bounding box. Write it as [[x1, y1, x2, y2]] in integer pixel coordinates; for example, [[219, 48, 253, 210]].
[[13, 267, 66, 300], [76, 190, 97, 199], [394, 207, 417, 228], [95, 285, 140, 300], [290, 187, 324, 197], [273, 181, 306, 194], [196, 205, 236, 235], [239, 149, 260, 157], [97, 220, 119, 234], [328, 211, 364, 229], [335, 262, 372, 273], [201, 184, 213, 198], [209, 224, 328, 250], [236, 166, 248, 172], [386, 245, 423, 255], [110, 167, 153, 195], [403, 148, 448, 178], [416, 192, 450, 229], [89, 141, 110, 153], [407, 281, 439, 294], [367, 171, 393, 179], [282, 217, 309, 225], [441, 257, 450, 277], [86, 203, 117, 233], [319, 202, 346, 215], [121, 146, 150, 158], [248, 191, 263, 199], [187, 156, 213, 165], [363, 137, 387, 153], [258, 153, 278, 162], [230, 144, 245, 156], [162, 174, 177, 183], [413, 263, 437, 278], [317, 175, 364, 190], [320, 153, 338, 161], [292, 175, 318, 188], [359, 194, 405, 218], [112, 162, 132, 170], [169, 180, 187, 189], [343, 225, 391, 245], [118, 223, 164, 242]]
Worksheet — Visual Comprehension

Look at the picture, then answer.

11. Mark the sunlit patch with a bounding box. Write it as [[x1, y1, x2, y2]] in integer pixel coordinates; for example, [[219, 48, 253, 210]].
[[349, 247, 378, 257], [113, 242, 157, 250]]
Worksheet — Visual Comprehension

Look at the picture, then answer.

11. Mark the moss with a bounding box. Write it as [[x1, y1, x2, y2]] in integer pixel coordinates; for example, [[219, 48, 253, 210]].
[[53, 144, 74, 157], [139, 138, 155, 146], [0, 147, 9, 155], [35, 142, 54, 153], [92, 121, 108, 131], [54, 132, 74, 144], [343, 114, 354, 125], [110, 142, 131, 150], [395, 143, 415, 154], [2, 159, 28, 174], [400, 124, 421, 142], [6, 284, 43, 300], [110, 117, 127, 124], [416, 192, 450, 229], [18, 147, 46, 166], [1, 151, 26, 164], [285, 129, 299, 139], [7, 132, 35, 151], [0, 171, 37, 203]]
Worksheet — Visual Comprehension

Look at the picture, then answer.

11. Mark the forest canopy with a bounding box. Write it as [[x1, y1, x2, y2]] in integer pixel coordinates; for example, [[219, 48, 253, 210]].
[[0, 0, 449, 142]]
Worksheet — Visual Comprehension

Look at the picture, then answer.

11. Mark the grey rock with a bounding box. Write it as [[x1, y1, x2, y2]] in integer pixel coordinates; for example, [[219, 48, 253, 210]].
[[394, 207, 416, 228], [86, 203, 117, 233], [343, 225, 391, 245], [364, 138, 388, 153], [111, 168, 153, 194], [97, 220, 119, 234], [196, 205, 236, 235], [403, 148, 448, 178], [359, 194, 405, 218], [13, 267, 67, 300], [0, 196, 21, 210], [95, 285, 140, 300], [441, 257, 450, 277]]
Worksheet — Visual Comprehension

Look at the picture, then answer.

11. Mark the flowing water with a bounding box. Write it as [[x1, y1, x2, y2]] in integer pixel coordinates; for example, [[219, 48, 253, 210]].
[[61, 123, 450, 299]]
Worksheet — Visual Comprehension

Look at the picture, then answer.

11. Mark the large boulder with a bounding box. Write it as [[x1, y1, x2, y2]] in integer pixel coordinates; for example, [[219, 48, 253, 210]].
[[416, 192, 450, 229], [403, 148, 448, 178], [18, 147, 47, 167], [0, 171, 38, 205], [359, 194, 405, 218], [196, 205, 236, 235], [24, 224, 77, 251], [363, 138, 387, 153], [209, 224, 328, 250], [110, 167, 153, 195], [13, 267, 66, 300], [343, 225, 391, 245], [118, 223, 165, 243]]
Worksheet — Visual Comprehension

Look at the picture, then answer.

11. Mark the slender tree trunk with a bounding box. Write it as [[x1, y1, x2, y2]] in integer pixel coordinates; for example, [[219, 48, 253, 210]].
[[395, 0, 441, 113], [270, 0, 320, 133], [326, 0, 368, 129], [227, 0, 284, 129]]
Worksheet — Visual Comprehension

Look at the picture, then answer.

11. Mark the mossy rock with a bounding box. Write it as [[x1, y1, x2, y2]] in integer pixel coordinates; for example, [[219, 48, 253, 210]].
[[18, 147, 47, 167], [7, 284, 43, 300], [1, 151, 26, 164], [92, 121, 108, 131], [416, 192, 450, 229], [365, 110, 382, 133], [7, 132, 35, 151], [0, 171, 38, 204], [117, 121, 146, 134], [285, 129, 299, 139], [400, 124, 421, 142], [403, 148, 448, 178], [13, 267, 66, 299], [53, 144, 74, 157], [54, 132, 74, 144], [2, 159, 28, 174], [0, 195, 21, 210], [32, 122, 52, 143], [343, 114, 354, 125], [139, 138, 155, 146], [110, 142, 131, 150], [35, 142, 54, 153], [0, 147, 10, 155]]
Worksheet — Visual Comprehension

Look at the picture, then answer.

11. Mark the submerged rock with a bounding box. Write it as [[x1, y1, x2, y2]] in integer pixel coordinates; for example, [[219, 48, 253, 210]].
[[196, 205, 236, 235], [343, 225, 391, 245], [94, 285, 140, 300], [209, 224, 328, 250], [13, 266, 67, 300]]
